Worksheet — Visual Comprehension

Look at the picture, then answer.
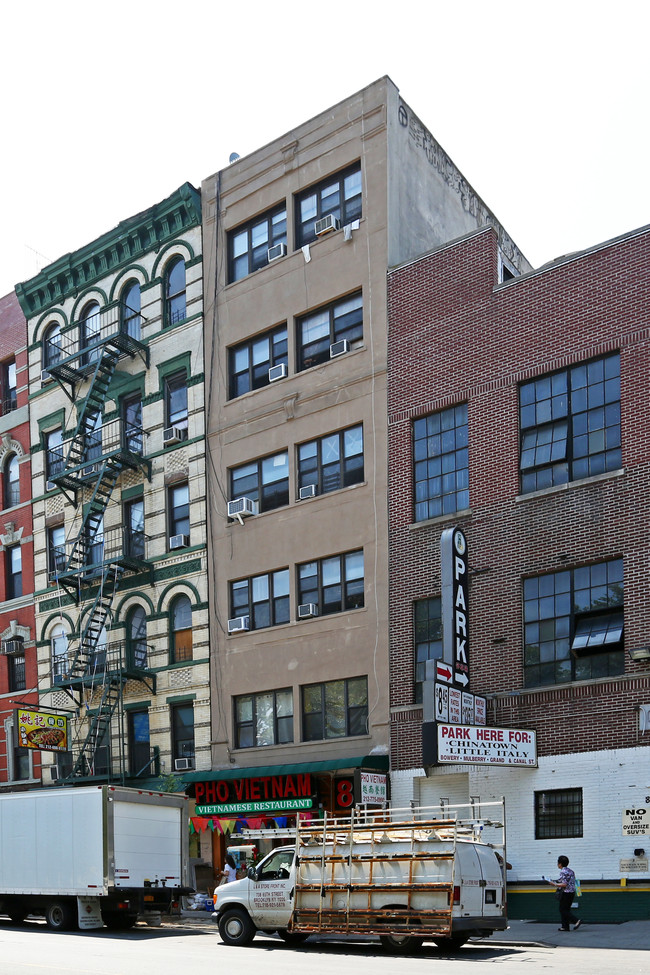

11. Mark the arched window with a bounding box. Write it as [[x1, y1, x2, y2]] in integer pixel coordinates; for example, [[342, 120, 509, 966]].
[[51, 625, 69, 680], [4, 454, 20, 508], [121, 280, 141, 340], [80, 301, 101, 365], [42, 321, 62, 371], [127, 605, 148, 669], [170, 594, 192, 663], [165, 257, 186, 327]]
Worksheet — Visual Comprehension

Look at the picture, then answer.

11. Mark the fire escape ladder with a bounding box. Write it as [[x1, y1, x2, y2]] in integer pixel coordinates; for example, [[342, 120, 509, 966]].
[[72, 676, 123, 778], [67, 563, 124, 681], [65, 347, 121, 473]]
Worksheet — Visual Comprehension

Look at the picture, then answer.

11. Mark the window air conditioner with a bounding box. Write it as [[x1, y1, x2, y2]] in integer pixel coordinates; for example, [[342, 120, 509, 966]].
[[81, 463, 100, 477], [267, 243, 287, 262], [0, 639, 23, 655], [268, 363, 288, 382], [228, 615, 250, 634], [163, 426, 188, 446], [46, 480, 58, 492], [41, 369, 52, 384], [228, 497, 258, 519], [299, 484, 317, 500], [174, 758, 193, 772], [315, 214, 339, 237], [330, 339, 349, 358], [53, 674, 67, 685], [298, 603, 318, 619], [169, 533, 190, 550]]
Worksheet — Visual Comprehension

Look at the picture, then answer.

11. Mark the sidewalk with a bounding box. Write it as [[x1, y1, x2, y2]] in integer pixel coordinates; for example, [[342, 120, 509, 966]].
[[487, 919, 650, 950]]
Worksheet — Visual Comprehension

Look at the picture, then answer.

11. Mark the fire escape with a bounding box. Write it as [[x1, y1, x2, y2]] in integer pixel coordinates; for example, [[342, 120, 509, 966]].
[[46, 306, 155, 781]]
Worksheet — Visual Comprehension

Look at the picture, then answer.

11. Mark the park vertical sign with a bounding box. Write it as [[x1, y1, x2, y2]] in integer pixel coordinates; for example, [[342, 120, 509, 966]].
[[441, 526, 470, 690]]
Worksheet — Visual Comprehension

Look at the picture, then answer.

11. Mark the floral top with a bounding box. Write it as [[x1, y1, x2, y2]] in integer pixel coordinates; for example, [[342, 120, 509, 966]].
[[558, 866, 576, 893]]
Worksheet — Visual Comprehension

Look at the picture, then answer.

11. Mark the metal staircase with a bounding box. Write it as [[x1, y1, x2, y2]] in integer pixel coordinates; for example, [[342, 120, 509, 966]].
[[46, 307, 154, 782]]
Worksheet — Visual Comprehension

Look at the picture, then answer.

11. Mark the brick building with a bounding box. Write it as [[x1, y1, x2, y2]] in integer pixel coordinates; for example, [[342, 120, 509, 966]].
[[0, 291, 38, 788], [387, 224, 650, 919]]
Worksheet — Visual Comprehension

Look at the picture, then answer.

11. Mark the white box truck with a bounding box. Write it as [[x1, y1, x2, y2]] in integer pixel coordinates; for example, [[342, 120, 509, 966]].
[[0, 785, 191, 931], [213, 800, 507, 952]]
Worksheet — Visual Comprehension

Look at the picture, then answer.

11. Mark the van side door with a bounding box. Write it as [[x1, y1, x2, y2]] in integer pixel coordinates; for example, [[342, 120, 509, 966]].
[[247, 848, 295, 930]]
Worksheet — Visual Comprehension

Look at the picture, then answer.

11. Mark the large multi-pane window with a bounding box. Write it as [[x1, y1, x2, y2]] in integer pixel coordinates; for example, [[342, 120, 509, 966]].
[[165, 257, 186, 326], [2, 358, 17, 414], [42, 322, 62, 371], [520, 354, 621, 493], [302, 676, 368, 741], [168, 482, 190, 540], [8, 652, 26, 692], [170, 594, 192, 663], [297, 293, 363, 371], [6, 546, 22, 599], [234, 688, 293, 748], [228, 204, 287, 283], [228, 325, 288, 399], [51, 626, 68, 679], [535, 788, 583, 839], [46, 427, 63, 484], [413, 404, 468, 521], [297, 425, 363, 496], [3, 454, 20, 508], [121, 280, 142, 339], [414, 597, 443, 703], [230, 569, 290, 629], [523, 559, 624, 687], [122, 394, 143, 454], [80, 302, 101, 366], [171, 702, 194, 768], [295, 163, 362, 247], [164, 371, 188, 433], [48, 524, 66, 581], [128, 708, 151, 776], [230, 452, 289, 513], [127, 605, 148, 669], [124, 498, 145, 560], [298, 550, 364, 616]]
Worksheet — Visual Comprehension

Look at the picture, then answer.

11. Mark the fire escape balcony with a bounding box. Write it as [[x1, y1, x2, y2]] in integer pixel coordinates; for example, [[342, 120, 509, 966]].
[[48, 417, 150, 496], [53, 639, 156, 691], [55, 525, 151, 591]]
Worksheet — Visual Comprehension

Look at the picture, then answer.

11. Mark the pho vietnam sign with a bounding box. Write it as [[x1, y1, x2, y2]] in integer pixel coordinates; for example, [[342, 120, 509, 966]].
[[195, 772, 315, 815], [441, 527, 470, 690], [355, 769, 387, 806], [435, 723, 537, 767]]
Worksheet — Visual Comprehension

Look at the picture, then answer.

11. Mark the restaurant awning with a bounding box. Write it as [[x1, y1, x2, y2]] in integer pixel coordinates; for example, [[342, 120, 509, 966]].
[[181, 753, 388, 784]]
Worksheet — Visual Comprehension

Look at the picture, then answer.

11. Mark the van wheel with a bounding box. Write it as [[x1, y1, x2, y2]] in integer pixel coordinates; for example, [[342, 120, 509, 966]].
[[218, 909, 255, 946], [45, 901, 76, 931], [278, 930, 309, 944], [380, 932, 424, 953], [433, 935, 469, 951]]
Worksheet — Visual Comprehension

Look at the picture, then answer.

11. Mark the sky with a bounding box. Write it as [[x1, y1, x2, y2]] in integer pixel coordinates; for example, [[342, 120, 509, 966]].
[[1, 0, 648, 300]]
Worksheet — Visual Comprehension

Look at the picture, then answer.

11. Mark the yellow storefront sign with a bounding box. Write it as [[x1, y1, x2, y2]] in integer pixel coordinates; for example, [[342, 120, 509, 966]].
[[16, 708, 68, 752]]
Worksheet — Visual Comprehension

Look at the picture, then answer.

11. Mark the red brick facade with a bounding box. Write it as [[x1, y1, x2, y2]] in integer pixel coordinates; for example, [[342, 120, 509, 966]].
[[387, 226, 650, 769]]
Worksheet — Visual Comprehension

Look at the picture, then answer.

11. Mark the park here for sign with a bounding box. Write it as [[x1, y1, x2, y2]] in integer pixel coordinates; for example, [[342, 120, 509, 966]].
[[436, 723, 537, 767]]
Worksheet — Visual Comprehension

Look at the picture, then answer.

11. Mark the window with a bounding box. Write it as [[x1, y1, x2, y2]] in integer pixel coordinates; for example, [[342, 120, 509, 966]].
[[535, 788, 583, 839], [298, 425, 363, 496], [229, 325, 288, 399], [51, 625, 68, 679], [8, 652, 26, 692], [302, 676, 368, 741], [6, 546, 22, 599], [295, 163, 362, 247], [165, 257, 186, 326], [122, 394, 143, 454], [165, 371, 188, 433], [46, 427, 63, 484], [42, 322, 62, 370], [298, 550, 364, 616], [170, 594, 192, 663], [48, 524, 66, 580], [297, 293, 363, 370], [520, 354, 621, 493], [230, 451, 289, 513], [80, 301, 101, 366], [127, 605, 148, 668], [84, 412, 103, 466], [85, 515, 104, 568], [128, 708, 151, 776], [414, 597, 442, 703], [1, 359, 17, 414], [4, 716, 31, 782], [124, 498, 145, 560], [230, 569, 290, 629], [234, 688, 293, 748], [228, 204, 287, 283], [4, 454, 20, 508], [414, 404, 469, 521], [121, 280, 141, 340], [523, 558, 624, 687], [168, 482, 190, 541], [171, 702, 194, 767]]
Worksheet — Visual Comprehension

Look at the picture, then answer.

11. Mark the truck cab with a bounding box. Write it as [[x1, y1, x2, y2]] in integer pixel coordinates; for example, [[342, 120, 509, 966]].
[[213, 847, 297, 944]]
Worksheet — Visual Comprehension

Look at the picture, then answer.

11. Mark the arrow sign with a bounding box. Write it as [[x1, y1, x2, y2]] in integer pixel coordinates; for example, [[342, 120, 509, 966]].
[[454, 670, 469, 688], [435, 660, 453, 684]]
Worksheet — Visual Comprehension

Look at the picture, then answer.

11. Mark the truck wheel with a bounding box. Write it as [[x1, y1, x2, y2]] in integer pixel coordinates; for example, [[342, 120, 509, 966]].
[[46, 901, 76, 932], [379, 933, 424, 953], [278, 930, 309, 944], [103, 912, 138, 930], [433, 935, 469, 951], [218, 909, 255, 946]]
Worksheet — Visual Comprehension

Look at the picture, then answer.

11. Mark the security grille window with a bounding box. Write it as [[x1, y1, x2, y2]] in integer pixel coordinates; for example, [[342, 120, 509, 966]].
[[413, 404, 469, 521], [6, 546, 22, 599], [168, 483, 190, 539], [298, 550, 364, 615], [171, 702, 195, 766], [535, 788, 583, 839], [302, 676, 368, 741], [128, 709, 151, 776], [230, 451, 289, 513], [46, 428, 64, 483], [48, 524, 66, 580], [165, 257, 186, 326], [235, 688, 293, 748], [295, 163, 362, 247], [228, 205, 287, 283], [297, 425, 363, 496], [297, 293, 363, 371], [165, 371, 188, 432], [228, 325, 288, 399], [8, 652, 26, 692], [230, 569, 290, 629], [523, 558, 624, 687], [520, 354, 621, 493], [414, 597, 443, 703], [2, 358, 17, 413]]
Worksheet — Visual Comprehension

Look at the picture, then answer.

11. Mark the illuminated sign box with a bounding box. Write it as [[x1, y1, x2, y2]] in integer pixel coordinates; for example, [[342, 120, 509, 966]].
[[15, 708, 69, 752]]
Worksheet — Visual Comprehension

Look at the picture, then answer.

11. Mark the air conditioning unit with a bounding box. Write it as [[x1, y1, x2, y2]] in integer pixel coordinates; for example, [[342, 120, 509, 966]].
[[228, 497, 258, 519], [81, 463, 100, 477], [330, 339, 350, 358], [268, 363, 288, 382], [53, 674, 67, 685], [315, 214, 339, 237], [267, 242, 287, 262], [299, 484, 317, 500], [46, 480, 58, 492], [298, 603, 318, 619], [174, 758, 193, 772], [228, 615, 250, 634], [169, 533, 190, 550], [41, 369, 52, 384], [163, 426, 188, 446], [0, 639, 23, 655]]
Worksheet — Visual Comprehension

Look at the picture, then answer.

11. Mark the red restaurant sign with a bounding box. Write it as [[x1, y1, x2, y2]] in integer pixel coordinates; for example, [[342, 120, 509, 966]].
[[195, 773, 314, 815]]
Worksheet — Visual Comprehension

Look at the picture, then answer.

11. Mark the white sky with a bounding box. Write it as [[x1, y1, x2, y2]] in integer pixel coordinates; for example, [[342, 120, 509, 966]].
[[1, 0, 648, 300]]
